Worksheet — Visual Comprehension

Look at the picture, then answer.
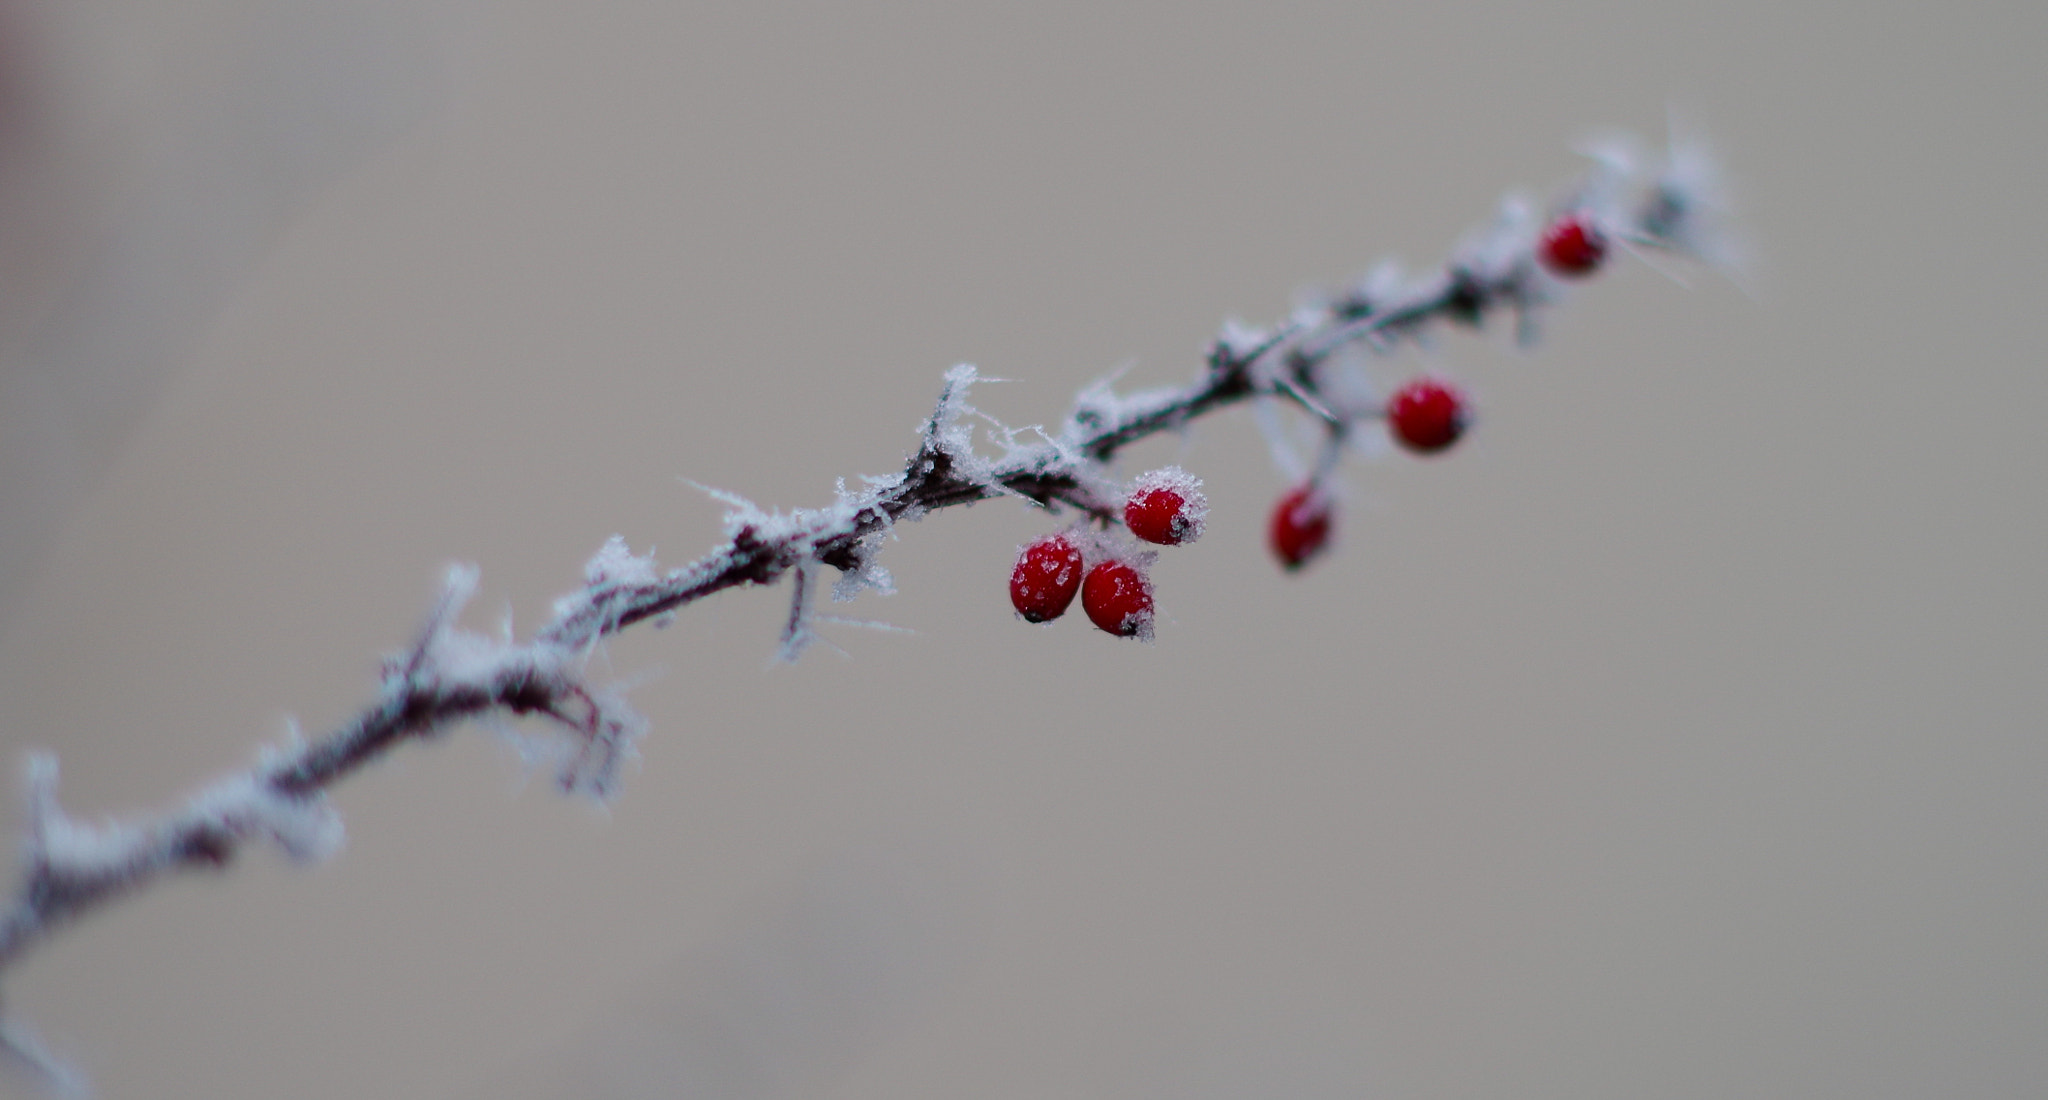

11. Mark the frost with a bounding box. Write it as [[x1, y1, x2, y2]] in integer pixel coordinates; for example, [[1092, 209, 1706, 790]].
[[438, 561, 481, 614], [690, 481, 846, 563], [775, 560, 820, 664], [1251, 396, 1307, 482], [810, 614, 914, 637], [256, 788, 346, 864], [1455, 192, 1540, 290], [25, 747, 346, 884], [584, 535, 660, 590], [476, 662, 648, 802], [551, 535, 663, 637], [831, 533, 896, 602], [1307, 342, 1383, 423], [1574, 119, 1747, 283], [1087, 534, 1159, 573], [856, 471, 909, 493], [1568, 130, 1643, 228], [916, 364, 1040, 505], [556, 684, 646, 801], [697, 483, 780, 543], [1214, 318, 1273, 365], [1064, 376, 1115, 437], [1358, 258, 1411, 308], [388, 563, 497, 689], [967, 410, 1066, 491], [359, 561, 653, 802], [1329, 259, 1438, 351], [923, 364, 982, 462], [1645, 124, 1748, 278], [825, 478, 903, 603], [1062, 372, 1191, 448], [24, 755, 143, 882], [192, 772, 345, 866]]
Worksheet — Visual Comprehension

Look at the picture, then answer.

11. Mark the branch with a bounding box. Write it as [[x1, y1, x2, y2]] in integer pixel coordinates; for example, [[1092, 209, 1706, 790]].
[[0, 128, 1737, 1089]]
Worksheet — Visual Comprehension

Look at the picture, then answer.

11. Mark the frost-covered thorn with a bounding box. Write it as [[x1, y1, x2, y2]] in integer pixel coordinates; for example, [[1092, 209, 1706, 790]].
[[1272, 373, 1344, 430], [1208, 319, 1287, 377], [536, 683, 645, 799], [775, 560, 821, 664]]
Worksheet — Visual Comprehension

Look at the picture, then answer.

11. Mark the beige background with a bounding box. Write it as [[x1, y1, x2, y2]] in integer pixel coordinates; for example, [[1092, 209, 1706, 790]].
[[0, 1, 2044, 1097]]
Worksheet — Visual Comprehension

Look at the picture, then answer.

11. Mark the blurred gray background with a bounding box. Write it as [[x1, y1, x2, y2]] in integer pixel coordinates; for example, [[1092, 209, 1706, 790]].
[[0, 1, 2043, 1097]]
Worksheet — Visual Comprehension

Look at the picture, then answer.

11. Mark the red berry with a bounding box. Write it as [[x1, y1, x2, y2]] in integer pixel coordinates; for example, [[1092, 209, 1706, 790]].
[[1269, 484, 1334, 571], [1009, 534, 1084, 623], [1123, 467, 1207, 545], [1537, 211, 1608, 277], [1387, 377, 1468, 455], [1081, 559, 1155, 639]]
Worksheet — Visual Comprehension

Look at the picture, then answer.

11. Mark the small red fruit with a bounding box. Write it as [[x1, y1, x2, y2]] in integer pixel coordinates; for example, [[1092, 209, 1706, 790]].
[[1269, 484, 1334, 571], [1081, 559, 1155, 639], [1387, 377, 1469, 455], [1010, 534, 1084, 623], [1537, 211, 1608, 277], [1123, 467, 1207, 545]]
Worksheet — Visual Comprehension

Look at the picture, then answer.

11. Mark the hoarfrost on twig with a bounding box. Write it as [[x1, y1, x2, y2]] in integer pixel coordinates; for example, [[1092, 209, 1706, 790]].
[[0, 129, 1739, 1090]]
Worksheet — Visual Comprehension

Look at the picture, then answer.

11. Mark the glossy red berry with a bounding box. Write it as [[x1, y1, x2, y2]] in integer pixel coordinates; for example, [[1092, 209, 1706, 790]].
[[1123, 467, 1207, 545], [1269, 484, 1334, 571], [1081, 559, 1155, 639], [1009, 534, 1084, 623], [1537, 211, 1608, 277], [1387, 377, 1468, 455]]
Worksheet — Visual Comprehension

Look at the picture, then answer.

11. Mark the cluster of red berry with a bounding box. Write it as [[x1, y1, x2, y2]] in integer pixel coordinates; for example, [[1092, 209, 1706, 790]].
[[1009, 469, 1205, 639], [1265, 372, 1472, 573], [1270, 208, 1609, 573], [1014, 208, 1610, 639]]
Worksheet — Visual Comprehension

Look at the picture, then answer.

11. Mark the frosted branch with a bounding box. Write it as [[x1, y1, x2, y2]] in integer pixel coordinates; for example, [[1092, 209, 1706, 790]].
[[0, 130, 1735, 1087]]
